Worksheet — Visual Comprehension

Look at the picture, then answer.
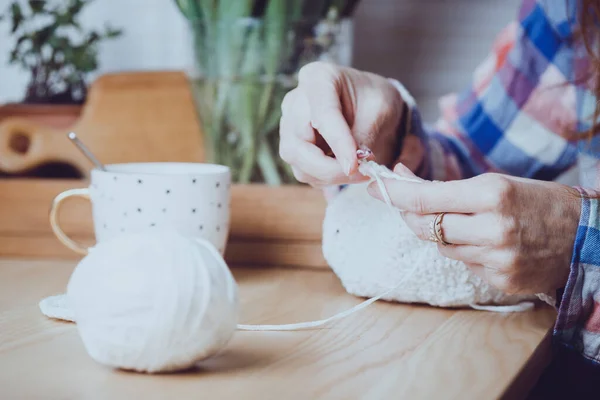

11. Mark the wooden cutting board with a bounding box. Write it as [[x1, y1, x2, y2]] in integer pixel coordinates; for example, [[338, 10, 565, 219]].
[[0, 71, 327, 268], [0, 71, 204, 175]]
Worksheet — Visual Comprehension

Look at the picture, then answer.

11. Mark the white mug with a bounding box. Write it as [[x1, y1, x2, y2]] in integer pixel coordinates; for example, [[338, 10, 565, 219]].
[[50, 162, 231, 256]]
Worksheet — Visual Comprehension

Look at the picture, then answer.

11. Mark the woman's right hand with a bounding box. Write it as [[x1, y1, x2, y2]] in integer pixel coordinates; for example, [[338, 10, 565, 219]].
[[279, 62, 407, 187]]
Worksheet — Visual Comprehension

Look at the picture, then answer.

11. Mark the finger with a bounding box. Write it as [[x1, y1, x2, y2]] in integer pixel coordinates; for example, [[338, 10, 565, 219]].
[[292, 166, 367, 186], [350, 93, 396, 149], [280, 116, 315, 145], [285, 137, 367, 184], [437, 244, 508, 269], [368, 176, 497, 214], [402, 212, 502, 246], [281, 88, 298, 116], [298, 64, 357, 176], [279, 95, 316, 143], [465, 263, 487, 280], [291, 166, 323, 186], [393, 163, 424, 181], [466, 264, 516, 294]]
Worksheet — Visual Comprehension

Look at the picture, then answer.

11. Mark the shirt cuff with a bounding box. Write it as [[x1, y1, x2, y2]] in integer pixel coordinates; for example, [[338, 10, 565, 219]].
[[554, 187, 600, 358]]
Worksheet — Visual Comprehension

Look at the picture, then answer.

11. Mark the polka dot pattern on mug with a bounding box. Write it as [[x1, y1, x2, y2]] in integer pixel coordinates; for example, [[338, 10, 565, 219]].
[[89, 168, 231, 255]]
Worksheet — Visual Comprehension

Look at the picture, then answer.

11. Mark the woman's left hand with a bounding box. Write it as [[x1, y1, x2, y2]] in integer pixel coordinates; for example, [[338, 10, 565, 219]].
[[367, 164, 582, 295]]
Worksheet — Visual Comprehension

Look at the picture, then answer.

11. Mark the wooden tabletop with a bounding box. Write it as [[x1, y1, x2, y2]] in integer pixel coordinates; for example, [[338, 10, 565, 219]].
[[0, 258, 556, 400]]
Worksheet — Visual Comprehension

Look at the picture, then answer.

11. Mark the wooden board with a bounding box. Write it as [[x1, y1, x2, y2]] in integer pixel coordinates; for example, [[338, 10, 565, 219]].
[[0, 104, 81, 129], [0, 71, 326, 268], [0, 71, 204, 176], [0, 180, 328, 268], [0, 258, 556, 399]]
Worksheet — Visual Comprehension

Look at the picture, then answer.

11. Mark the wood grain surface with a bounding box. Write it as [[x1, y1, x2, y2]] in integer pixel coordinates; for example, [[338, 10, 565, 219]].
[[0, 104, 81, 129], [0, 180, 327, 267], [0, 71, 326, 268], [0, 71, 204, 175], [0, 258, 556, 400]]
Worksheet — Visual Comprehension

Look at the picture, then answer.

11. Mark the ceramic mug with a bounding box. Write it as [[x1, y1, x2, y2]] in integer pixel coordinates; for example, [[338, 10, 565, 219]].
[[50, 162, 231, 255]]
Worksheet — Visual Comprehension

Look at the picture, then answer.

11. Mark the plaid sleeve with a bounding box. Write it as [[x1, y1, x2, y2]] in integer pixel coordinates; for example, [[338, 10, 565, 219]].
[[554, 189, 600, 364], [394, 0, 579, 182]]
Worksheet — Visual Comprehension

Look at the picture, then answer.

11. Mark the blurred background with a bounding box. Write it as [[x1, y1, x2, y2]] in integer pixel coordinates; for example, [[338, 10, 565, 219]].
[[3, 0, 552, 184], [0, 0, 520, 119]]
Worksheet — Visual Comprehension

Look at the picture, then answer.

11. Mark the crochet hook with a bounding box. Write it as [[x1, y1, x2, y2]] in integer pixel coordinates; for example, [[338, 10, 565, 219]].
[[67, 132, 106, 171]]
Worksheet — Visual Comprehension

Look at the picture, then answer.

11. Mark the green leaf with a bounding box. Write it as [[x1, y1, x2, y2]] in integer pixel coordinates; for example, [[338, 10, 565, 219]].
[[28, 0, 45, 13], [9, 49, 19, 64], [217, 0, 253, 21], [173, 0, 203, 21], [67, 0, 86, 16], [10, 2, 24, 33], [71, 46, 98, 72], [85, 32, 100, 46], [48, 35, 70, 50], [31, 24, 58, 50], [104, 25, 123, 39], [14, 34, 29, 49]]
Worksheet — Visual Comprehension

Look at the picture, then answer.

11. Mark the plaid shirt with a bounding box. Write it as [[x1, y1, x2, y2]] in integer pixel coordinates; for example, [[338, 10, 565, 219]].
[[403, 0, 600, 364], [323, 0, 600, 365]]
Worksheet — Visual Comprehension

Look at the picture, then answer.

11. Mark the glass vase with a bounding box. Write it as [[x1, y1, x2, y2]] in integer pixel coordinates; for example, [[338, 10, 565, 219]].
[[186, 16, 352, 184]]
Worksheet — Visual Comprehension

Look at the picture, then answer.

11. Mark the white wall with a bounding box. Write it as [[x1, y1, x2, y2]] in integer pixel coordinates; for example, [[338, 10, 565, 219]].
[[0, 0, 193, 104], [353, 0, 522, 120], [0, 0, 520, 115]]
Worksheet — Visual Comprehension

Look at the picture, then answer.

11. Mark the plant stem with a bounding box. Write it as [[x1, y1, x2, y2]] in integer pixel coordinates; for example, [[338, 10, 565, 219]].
[[257, 140, 281, 185]]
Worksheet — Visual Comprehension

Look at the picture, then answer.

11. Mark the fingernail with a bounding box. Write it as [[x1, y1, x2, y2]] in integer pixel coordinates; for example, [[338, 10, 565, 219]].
[[343, 159, 353, 176], [393, 163, 422, 181], [393, 163, 413, 175]]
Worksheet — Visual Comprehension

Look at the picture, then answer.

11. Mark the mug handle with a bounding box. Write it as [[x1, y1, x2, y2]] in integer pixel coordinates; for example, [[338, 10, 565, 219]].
[[49, 188, 91, 256]]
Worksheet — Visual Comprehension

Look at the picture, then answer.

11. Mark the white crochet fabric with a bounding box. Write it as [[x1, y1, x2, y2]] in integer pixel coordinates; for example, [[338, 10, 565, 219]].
[[322, 180, 538, 310]]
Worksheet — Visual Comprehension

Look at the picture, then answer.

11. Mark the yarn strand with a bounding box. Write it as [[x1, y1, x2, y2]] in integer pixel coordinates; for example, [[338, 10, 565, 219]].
[[237, 284, 399, 331], [38, 159, 539, 335], [235, 158, 535, 333]]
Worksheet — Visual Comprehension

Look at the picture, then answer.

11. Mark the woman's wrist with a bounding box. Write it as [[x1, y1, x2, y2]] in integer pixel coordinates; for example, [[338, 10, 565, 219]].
[[384, 78, 416, 169], [553, 186, 594, 307]]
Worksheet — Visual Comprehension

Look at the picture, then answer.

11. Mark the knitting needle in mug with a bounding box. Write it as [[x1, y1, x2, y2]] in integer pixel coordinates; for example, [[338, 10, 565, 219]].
[[67, 132, 106, 171]]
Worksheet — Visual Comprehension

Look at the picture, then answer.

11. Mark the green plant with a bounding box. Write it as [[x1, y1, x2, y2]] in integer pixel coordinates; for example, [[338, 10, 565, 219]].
[[1, 0, 122, 104], [174, 0, 361, 184]]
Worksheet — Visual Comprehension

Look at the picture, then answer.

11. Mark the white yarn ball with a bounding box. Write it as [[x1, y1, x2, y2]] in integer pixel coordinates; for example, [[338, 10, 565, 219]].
[[323, 183, 536, 308], [66, 230, 239, 373]]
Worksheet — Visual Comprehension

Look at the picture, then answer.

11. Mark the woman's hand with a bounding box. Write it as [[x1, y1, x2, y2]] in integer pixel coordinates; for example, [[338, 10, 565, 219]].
[[279, 62, 404, 187], [368, 164, 581, 295]]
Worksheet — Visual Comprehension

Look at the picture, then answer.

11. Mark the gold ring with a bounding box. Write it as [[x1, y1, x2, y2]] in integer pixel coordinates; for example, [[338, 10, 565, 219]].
[[428, 217, 439, 243], [433, 212, 450, 246]]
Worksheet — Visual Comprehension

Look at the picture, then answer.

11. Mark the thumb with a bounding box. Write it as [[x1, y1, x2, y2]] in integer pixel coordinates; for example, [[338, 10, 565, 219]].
[[393, 162, 423, 181], [299, 63, 357, 175]]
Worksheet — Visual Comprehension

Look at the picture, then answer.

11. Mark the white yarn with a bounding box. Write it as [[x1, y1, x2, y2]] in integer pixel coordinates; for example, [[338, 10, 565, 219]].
[[41, 229, 411, 373], [324, 160, 538, 311], [38, 159, 545, 374], [66, 230, 239, 373], [39, 294, 75, 322]]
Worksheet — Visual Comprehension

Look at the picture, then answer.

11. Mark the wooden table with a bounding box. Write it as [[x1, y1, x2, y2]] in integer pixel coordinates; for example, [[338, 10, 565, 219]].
[[0, 259, 556, 399]]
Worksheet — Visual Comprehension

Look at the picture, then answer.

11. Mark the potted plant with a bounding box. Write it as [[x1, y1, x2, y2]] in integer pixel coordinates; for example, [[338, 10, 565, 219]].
[[1, 0, 122, 105], [0, 0, 122, 178], [174, 0, 361, 185]]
